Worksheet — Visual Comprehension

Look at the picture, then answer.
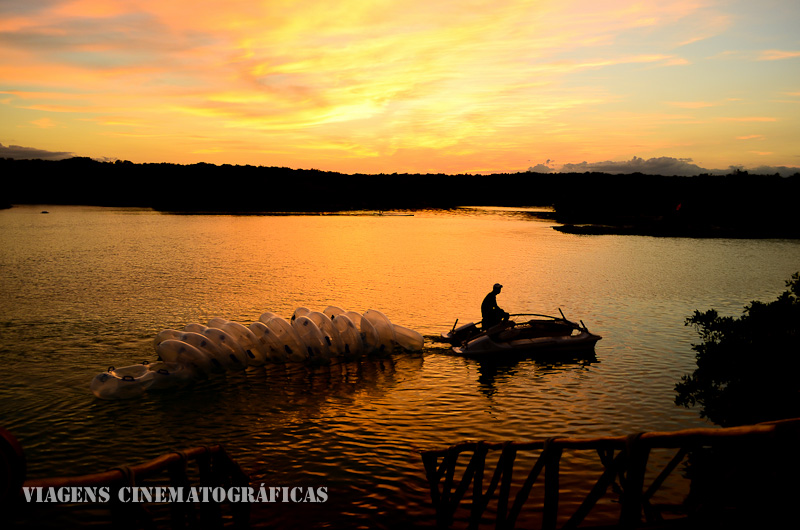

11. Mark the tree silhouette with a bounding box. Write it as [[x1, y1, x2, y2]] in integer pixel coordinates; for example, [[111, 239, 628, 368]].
[[676, 273, 800, 426]]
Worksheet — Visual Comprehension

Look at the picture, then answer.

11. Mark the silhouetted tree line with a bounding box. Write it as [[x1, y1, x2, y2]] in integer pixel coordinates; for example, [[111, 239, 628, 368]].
[[1, 157, 798, 237], [551, 170, 800, 237]]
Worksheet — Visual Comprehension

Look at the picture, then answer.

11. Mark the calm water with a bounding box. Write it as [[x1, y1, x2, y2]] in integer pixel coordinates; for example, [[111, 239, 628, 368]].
[[1, 205, 798, 528]]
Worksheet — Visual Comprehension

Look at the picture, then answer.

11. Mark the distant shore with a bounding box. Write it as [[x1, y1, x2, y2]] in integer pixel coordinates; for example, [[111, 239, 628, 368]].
[[2, 157, 798, 238], [552, 223, 794, 239]]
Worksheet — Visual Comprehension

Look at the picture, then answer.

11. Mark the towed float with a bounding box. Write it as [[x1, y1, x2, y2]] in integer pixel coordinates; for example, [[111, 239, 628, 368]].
[[441, 310, 601, 358], [91, 306, 424, 400]]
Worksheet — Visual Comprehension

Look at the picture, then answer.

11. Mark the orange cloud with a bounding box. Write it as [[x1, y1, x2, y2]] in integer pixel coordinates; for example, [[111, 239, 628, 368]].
[[720, 117, 778, 122], [759, 50, 800, 61], [667, 101, 716, 109], [1, 0, 797, 173], [30, 118, 57, 128]]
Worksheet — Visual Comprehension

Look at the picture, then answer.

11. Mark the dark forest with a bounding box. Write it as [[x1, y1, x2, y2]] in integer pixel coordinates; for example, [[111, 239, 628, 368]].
[[2, 157, 798, 238]]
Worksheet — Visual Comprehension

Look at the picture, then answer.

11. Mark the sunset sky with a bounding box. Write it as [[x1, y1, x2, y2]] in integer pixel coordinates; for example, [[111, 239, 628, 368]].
[[1, 0, 798, 174]]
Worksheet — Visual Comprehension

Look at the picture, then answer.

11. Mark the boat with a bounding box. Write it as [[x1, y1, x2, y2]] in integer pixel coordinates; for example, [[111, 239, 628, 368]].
[[442, 311, 601, 357]]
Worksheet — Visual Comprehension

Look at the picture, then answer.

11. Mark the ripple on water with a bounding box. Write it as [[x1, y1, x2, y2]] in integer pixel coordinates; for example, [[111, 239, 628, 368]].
[[4, 207, 798, 528]]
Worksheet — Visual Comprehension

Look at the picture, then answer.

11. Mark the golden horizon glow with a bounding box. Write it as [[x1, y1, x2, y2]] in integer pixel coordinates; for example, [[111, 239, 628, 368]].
[[1, 0, 798, 174]]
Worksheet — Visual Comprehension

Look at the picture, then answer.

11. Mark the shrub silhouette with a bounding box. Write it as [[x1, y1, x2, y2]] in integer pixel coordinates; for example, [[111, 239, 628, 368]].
[[676, 272, 800, 427]]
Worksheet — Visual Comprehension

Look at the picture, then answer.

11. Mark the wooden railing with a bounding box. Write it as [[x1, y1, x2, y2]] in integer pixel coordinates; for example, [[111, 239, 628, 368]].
[[1, 430, 250, 529], [420, 418, 800, 529]]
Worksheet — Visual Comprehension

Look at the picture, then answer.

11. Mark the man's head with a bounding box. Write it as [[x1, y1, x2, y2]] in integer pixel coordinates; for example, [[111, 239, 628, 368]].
[[493, 283, 503, 293]]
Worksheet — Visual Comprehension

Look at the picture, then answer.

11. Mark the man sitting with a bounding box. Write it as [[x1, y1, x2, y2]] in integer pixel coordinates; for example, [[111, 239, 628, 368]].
[[481, 283, 509, 329]]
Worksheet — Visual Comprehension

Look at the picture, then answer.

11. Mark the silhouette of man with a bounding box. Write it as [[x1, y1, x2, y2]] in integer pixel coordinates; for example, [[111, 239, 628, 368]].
[[481, 283, 508, 328]]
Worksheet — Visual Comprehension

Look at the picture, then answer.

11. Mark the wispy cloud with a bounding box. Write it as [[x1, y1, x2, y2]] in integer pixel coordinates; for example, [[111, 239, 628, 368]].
[[0, 0, 798, 173], [666, 101, 717, 109], [30, 117, 57, 128], [0, 142, 72, 159], [538, 156, 799, 177], [758, 50, 800, 61], [719, 117, 778, 122]]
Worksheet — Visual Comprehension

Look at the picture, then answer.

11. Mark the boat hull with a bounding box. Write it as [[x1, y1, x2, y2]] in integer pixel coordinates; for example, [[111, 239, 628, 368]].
[[452, 330, 601, 357]]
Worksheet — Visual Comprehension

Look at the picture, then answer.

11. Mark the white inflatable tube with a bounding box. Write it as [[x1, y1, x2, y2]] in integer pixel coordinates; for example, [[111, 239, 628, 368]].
[[265, 317, 309, 362], [392, 324, 425, 352], [219, 320, 268, 366], [343, 311, 363, 327], [90, 364, 155, 400], [292, 316, 332, 362], [178, 331, 229, 373], [358, 314, 382, 354], [207, 317, 229, 329], [153, 329, 184, 353], [248, 321, 288, 362], [323, 306, 346, 319], [363, 309, 396, 353], [308, 311, 345, 356], [156, 339, 217, 375], [291, 307, 311, 322], [184, 323, 207, 334], [331, 313, 364, 358], [146, 361, 195, 390], [201, 328, 248, 371], [258, 312, 278, 325]]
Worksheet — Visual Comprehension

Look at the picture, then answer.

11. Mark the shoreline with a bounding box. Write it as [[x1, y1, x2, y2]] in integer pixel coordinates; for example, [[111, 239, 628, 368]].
[[552, 222, 800, 239], [3, 157, 798, 238]]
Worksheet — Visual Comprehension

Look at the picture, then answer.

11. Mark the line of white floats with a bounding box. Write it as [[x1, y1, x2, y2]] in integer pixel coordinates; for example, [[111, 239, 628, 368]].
[[90, 306, 425, 400]]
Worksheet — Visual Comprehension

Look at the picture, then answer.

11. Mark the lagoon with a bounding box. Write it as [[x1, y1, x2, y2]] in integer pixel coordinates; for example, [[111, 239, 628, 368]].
[[1, 205, 798, 528]]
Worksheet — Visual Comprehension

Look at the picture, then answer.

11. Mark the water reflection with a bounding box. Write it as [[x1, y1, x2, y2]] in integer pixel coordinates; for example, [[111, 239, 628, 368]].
[[453, 206, 556, 222], [471, 353, 599, 399], [4, 206, 800, 528]]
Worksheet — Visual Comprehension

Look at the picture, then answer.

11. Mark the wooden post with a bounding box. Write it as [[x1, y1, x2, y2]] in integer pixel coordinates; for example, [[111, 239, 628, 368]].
[[468, 443, 488, 530], [495, 443, 517, 530], [619, 433, 649, 528], [562, 449, 625, 530], [543, 439, 563, 530]]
